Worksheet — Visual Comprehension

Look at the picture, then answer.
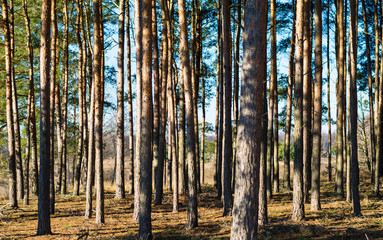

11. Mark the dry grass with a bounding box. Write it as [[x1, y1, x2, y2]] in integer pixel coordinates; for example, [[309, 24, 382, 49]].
[[1, 159, 383, 239]]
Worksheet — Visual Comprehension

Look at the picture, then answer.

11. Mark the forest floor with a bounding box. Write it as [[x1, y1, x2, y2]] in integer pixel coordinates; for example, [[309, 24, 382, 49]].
[[1, 162, 383, 239]]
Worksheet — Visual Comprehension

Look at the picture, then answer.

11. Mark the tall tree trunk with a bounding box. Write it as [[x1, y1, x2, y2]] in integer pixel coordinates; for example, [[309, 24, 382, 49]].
[[94, 0, 104, 224], [230, 0, 266, 236], [152, 0, 160, 197], [222, 0, 232, 216], [311, 0, 322, 211], [327, 0, 332, 182], [139, 0, 153, 237], [273, 83, 279, 193], [126, 0, 134, 195], [267, 0, 276, 200], [49, 0, 57, 214], [303, 0, 312, 203], [115, 0, 126, 200], [374, 0, 380, 195], [349, 0, 361, 216], [258, 57, 269, 226], [133, 0, 143, 221], [9, 0, 23, 201], [215, 0, 223, 200], [73, 0, 84, 196], [232, 0, 241, 194], [285, 0, 296, 190], [61, 1, 69, 195], [22, 0, 34, 206], [154, 0, 168, 206], [335, 0, 345, 198], [37, 0, 52, 234], [85, 62, 95, 219], [2, 0, 17, 209], [292, 0, 305, 221], [202, 65, 205, 184], [361, 0, 376, 185], [178, 0, 198, 228]]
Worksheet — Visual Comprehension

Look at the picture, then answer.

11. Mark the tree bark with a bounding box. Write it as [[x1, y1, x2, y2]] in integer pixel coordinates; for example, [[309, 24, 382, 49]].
[[292, 0, 305, 221], [61, 1, 69, 195], [126, 0, 134, 195], [335, 0, 345, 198], [327, 0, 332, 182], [115, 0, 126, 200], [361, 0, 376, 186], [230, 0, 266, 237], [284, 0, 295, 190], [138, 0, 153, 237], [2, 0, 17, 209], [49, 0, 57, 214], [93, 0, 104, 224], [303, 0, 312, 203], [37, 0, 52, 234], [349, 0, 361, 216], [9, 0, 23, 201], [178, 0, 198, 228], [311, 0, 322, 211], [222, 0, 232, 216]]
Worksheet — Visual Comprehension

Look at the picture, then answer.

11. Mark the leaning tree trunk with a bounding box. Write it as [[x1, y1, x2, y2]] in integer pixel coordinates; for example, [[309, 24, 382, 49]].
[[292, 0, 305, 221], [230, 0, 267, 237], [2, 0, 17, 209], [37, 0, 52, 234]]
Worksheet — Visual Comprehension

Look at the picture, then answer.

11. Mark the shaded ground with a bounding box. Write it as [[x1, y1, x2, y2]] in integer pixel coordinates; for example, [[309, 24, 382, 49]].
[[1, 177, 383, 239], [1, 158, 383, 239]]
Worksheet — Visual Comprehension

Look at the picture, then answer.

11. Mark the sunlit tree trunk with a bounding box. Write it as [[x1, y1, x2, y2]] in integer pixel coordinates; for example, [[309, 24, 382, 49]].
[[133, 0, 142, 220], [230, 0, 266, 237], [335, 0, 345, 198], [93, 0, 104, 224], [311, 0, 322, 211], [179, 0, 198, 228], [2, 0, 17, 209], [292, 0, 305, 221], [138, 0, 153, 237], [115, 0, 126, 200]]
